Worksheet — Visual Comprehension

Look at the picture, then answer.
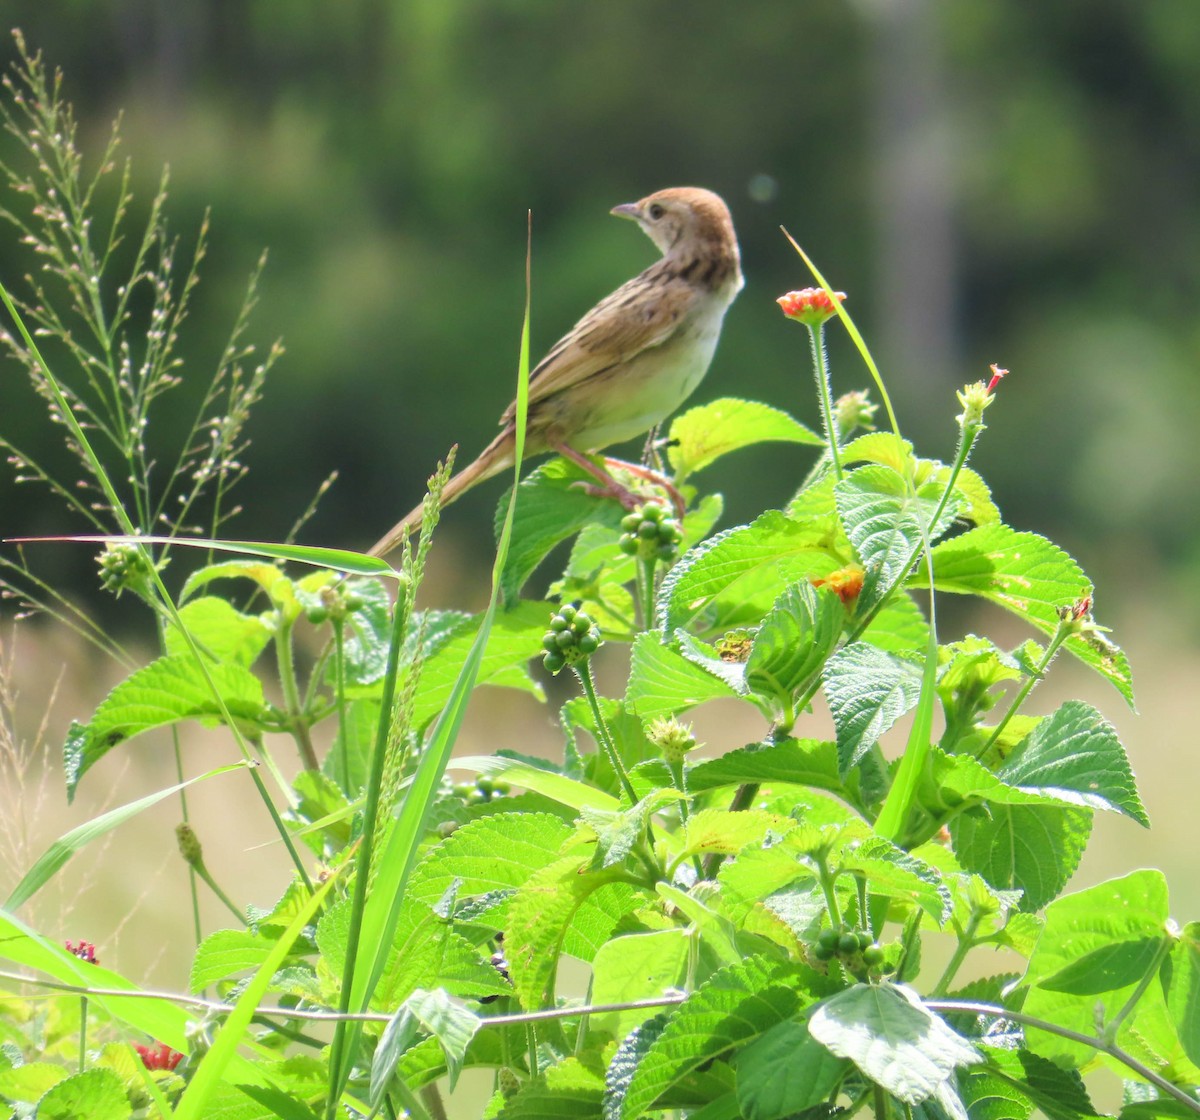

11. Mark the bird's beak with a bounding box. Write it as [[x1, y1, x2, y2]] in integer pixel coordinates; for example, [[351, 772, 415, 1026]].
[[610, 201, 640, 221]]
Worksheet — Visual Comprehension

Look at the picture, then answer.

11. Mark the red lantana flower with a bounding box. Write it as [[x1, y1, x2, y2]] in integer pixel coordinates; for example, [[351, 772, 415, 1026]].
[[65, 940, 99, 964], [777, 287, 847, 326], [135, 1042, 184, 1071]]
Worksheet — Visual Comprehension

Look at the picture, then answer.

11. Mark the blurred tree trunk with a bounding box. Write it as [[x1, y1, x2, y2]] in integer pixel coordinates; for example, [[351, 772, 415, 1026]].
[[861, 0, 959, 396]]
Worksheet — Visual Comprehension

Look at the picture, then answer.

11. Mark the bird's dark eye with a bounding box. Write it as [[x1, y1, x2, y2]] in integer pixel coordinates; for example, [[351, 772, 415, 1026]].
[[647, 203, 665, 220]]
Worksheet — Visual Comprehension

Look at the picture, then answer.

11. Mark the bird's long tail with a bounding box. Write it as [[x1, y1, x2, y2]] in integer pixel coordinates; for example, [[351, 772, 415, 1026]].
[[367, 426, 517, 558]]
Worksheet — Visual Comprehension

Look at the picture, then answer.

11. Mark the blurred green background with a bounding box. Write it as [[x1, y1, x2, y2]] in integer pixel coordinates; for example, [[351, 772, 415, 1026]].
[[3, 1, 1197, 584], [3, 0, 1200, 1021]]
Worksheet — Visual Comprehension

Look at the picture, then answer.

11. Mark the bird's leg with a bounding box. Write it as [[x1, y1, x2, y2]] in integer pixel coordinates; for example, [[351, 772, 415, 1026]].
[[551, 442, 687, 519]]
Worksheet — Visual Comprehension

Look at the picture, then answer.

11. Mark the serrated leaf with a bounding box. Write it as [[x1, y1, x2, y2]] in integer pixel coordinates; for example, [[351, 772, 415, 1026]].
[[667, 397, 822, 481], [334, 577, 392, 685], [410, 600, 547, 727], [951, 803, 1091, 911], [625, 633, 741, 721], [406, 812, 573, 913], [658, 511, 831, 635], [911, 523, 1134, 706], [686, 738, 846, 799], [745, 582, 844, 715], [63, 655, 266, 799], [986, 1049, 1100, 1120], [1019, 871, 1198, 1076], [999, 700, 1148, 826], [736, 1016, 848, 1120], [675, 631, 750, 695], [36, 1068, 129, 1120], [809, 983, 978, 1105], [861, 592, 929, 654], [823, 643, 925, 771], [496, 458, 627, 601], [164, 596, 274, 668], [835, 464, 961, 609], [371, 988, 480, 1104], [590, 930, 690, 1040], [1165, 922, 1200, 1068], [615, 959, 810, 1120], [840, 838, 952, 924], [505, 854, 626, 1008], [499, 1058, 605, 1118], [190, 929, 273, 992]]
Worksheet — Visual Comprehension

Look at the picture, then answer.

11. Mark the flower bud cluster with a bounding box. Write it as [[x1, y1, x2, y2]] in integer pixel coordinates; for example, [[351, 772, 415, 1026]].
[[777, 287, 847, 326]]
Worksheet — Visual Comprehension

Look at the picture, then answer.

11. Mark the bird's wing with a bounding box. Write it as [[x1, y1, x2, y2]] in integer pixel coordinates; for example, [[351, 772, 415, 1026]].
[[501, 269, 695, 424]]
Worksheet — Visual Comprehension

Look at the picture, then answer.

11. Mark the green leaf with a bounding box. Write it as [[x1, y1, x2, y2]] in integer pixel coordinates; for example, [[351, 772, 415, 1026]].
[[449, 756, 619, 812], [84, 534, 394, 576], [744, 582, 844, 716], [615, 958, 812, 1120], [590, 930, 691, 1041], [174, 872, 341, 1120], [823, 643, 925, 772], [834, 464, 960, 609], [336, 577, 393, 685], [1165, 922, 1200, 1068], [5, 762, 245, 909], [63, 655, 266, 799], [405, 812, 573, 913], [840, 838, 952, 924], [164, 596, 274, 667], [999, 700, 1148, 826], [36, 1068, 129, 1120], [409, 600, 548, 727], [911, 523, 1134, 707], [504, 853, 623, 1009], [190, 929, 274, 992], [735, 1016, 848, 1120], [861, 592, 929, 654], [1018, 870, 1196, 1075], [496, 458, 627, 601], [625, 633, 741, 721], [986, 1049, 1100, 1120], [808, 983, 978, 1105], [666, 397, 821, 481], [951, 803, 1091, 911], [686, 738, 846, 799], [498, 1057, 605, 1118], [371, 988, 480, 1104], [658, 511, 831, 636], [0, 1062, 65, 1102]]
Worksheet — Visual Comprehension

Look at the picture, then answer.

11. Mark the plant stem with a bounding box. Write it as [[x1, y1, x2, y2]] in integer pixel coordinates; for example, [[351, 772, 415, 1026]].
[[575, 661, 638, 804], [976, 620, 1070, 760], [807, 323, 844, 482], [930, 911, 981, 997], [926, 1000, 1200, 1115], [814, 852, 843, 929], [1103, 934, 1174, 1044], [275, 621, 318, 771], [638, 557, 657, 632]]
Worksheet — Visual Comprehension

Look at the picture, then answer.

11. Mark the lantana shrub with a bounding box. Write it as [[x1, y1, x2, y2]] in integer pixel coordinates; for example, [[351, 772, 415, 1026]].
[[3, 34, 1197, 1120]]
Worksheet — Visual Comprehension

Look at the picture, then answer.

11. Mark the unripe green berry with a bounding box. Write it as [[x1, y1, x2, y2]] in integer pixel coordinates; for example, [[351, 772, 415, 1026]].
[[813, 943, 835, 961], [577, 632, 600, 655], [857, 931, 873, 950], [621, 514, 641, 533], [817, 929, 839, 951], [559, 604, 577, 623], [550, 616, 568, 633], [862, 946, 884, 967], [838, 933, 860, 955]]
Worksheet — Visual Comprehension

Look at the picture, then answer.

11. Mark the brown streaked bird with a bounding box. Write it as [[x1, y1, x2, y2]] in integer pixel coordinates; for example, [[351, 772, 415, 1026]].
[[368, 186, 743, 558]]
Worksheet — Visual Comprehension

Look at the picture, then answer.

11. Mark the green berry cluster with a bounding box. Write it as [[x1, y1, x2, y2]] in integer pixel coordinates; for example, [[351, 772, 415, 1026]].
[[618, 502, 683, 564], [97, 542, 161, 601], [813, 926, 886, 970], [541, 604, 602, 674], [304, 582, 364, 625], [451, 775, 511, 806]]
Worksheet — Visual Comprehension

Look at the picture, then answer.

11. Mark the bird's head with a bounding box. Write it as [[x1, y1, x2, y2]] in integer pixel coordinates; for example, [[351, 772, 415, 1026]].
[[611, 186, 739, 263]]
